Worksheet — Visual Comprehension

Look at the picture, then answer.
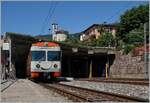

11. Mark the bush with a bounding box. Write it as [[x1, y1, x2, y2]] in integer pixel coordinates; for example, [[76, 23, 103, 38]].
[[96, 32, 116, 47], [123, 44, 135, 54], [124, 33, 144, 45], [116, 40, 124, 50]]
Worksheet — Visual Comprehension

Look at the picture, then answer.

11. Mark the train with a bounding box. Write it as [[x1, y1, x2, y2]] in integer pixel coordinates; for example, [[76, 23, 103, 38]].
[[27, 42, 61, 80]]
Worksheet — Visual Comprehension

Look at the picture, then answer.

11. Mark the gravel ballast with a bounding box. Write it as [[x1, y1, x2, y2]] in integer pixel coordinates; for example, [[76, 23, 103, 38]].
[[60, 80, 149, 100]]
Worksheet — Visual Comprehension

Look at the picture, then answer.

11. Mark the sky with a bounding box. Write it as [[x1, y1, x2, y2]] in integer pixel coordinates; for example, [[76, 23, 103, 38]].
[[1, 1, 148, 36]]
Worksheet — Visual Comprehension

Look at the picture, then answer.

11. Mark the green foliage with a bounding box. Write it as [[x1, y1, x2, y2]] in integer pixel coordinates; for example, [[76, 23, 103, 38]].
[[65, 32, 116, 47], [64, 36, 83, 47], [91, 38, 97, 46], [118, 4, 149, 38], [117, 27, 143, 49], [35, 35, 52, 41], [124, 33, 144, 45], [98, 26, 105, 34], [96, 32, 116, 47], [115, 4, 148, 53], [116, 39, 124, 50], [69, 33, 82, 40], [123, 44, 135, 54], [116, 27, 144, 53]]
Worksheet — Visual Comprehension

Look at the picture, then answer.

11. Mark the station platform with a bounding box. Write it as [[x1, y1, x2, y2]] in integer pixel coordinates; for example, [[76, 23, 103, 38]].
[[1, 79, 70, 102]]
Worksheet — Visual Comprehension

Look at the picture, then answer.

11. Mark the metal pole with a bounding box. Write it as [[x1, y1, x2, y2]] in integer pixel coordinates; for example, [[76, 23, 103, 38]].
[[88, 50, 93, 79], [105, 45, 110, 79], [105, 51, 109, 79], [89, 58, 92, 79], [68, 57, 71, 77], [105, 63, 108, 79], [9, 39, 12, 72], [144, 23, 148, 79]]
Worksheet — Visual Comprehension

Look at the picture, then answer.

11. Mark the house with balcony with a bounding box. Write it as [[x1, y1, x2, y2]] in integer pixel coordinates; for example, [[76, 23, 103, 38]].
[[80, 24, 116, 42]]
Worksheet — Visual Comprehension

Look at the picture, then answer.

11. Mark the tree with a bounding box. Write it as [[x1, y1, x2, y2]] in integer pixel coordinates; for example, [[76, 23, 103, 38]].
[[117, 4, 149, 39], [96, 32, 116, 47], [116, 26, 144, 53], [123, 44, 135, 54], [124, 30, 144, 45]]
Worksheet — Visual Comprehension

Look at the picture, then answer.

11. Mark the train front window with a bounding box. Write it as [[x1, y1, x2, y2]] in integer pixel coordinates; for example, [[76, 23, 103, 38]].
[[31, 51, 46, 61], [47, 51, 60, 61]]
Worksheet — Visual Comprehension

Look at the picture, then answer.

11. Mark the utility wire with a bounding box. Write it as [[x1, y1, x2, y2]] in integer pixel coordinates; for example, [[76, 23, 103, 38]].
[[105, 2, 132, 23], [40, 2, 53, 34], [47, 2, 59, 34], [40, 1, 57, 34]]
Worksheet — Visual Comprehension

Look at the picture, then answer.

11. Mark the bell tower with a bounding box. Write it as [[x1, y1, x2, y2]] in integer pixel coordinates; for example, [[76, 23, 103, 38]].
[[52, 23, 58, 40]]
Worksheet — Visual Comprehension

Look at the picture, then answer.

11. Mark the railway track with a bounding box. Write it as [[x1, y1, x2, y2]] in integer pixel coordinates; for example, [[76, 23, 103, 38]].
[[77, 78, 149, 86], [40, 83, 149, 102]]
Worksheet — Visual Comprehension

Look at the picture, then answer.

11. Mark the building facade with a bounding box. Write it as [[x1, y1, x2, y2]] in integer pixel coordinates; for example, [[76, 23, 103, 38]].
[[51, 23, 68, 42], [55, 30, 68, 41], [80, 24, 116, 42]]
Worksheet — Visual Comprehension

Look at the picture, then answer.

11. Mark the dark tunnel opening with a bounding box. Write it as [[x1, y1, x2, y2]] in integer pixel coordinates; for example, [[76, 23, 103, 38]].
[[14, 45, 31, 79], [92, 55, 107, 77]]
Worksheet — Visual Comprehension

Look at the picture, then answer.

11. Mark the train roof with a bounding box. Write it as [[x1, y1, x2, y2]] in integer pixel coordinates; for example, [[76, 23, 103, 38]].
[[32, 42, 59, 47]]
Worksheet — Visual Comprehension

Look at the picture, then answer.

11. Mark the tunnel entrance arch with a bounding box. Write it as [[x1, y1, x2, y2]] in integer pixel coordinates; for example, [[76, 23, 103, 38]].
[[3, 32, 37, 78]]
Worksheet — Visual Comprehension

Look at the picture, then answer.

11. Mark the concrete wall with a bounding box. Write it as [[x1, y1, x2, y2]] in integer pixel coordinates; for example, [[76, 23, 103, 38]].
[[110, 51, 148, 79]]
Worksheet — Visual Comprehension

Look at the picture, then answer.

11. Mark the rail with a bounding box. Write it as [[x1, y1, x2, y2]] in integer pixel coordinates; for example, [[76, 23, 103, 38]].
[[40, 83, 149, 102], [77, 78, 149, 86]]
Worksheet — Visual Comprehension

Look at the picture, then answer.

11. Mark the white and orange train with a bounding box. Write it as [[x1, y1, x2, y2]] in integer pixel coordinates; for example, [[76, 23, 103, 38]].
[[27, 42, 61, 79]]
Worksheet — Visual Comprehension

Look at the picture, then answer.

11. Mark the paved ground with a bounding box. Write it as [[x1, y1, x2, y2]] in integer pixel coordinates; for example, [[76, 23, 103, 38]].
[[1, 79, 16, 92], [1, 79, 71, 102]]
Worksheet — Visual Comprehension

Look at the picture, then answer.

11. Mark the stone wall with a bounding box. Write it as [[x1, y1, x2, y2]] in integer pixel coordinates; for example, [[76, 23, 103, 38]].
[[110, 51, 148, 79]]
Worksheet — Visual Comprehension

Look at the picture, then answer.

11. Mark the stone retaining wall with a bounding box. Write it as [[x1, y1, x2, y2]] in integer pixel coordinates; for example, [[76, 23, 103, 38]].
[[110, 51, 148, 79]]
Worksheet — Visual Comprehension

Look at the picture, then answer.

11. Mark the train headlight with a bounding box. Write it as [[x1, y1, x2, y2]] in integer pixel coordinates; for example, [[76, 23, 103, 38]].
[[36, 64, 40, 68], [53, 64, 58, 68]]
